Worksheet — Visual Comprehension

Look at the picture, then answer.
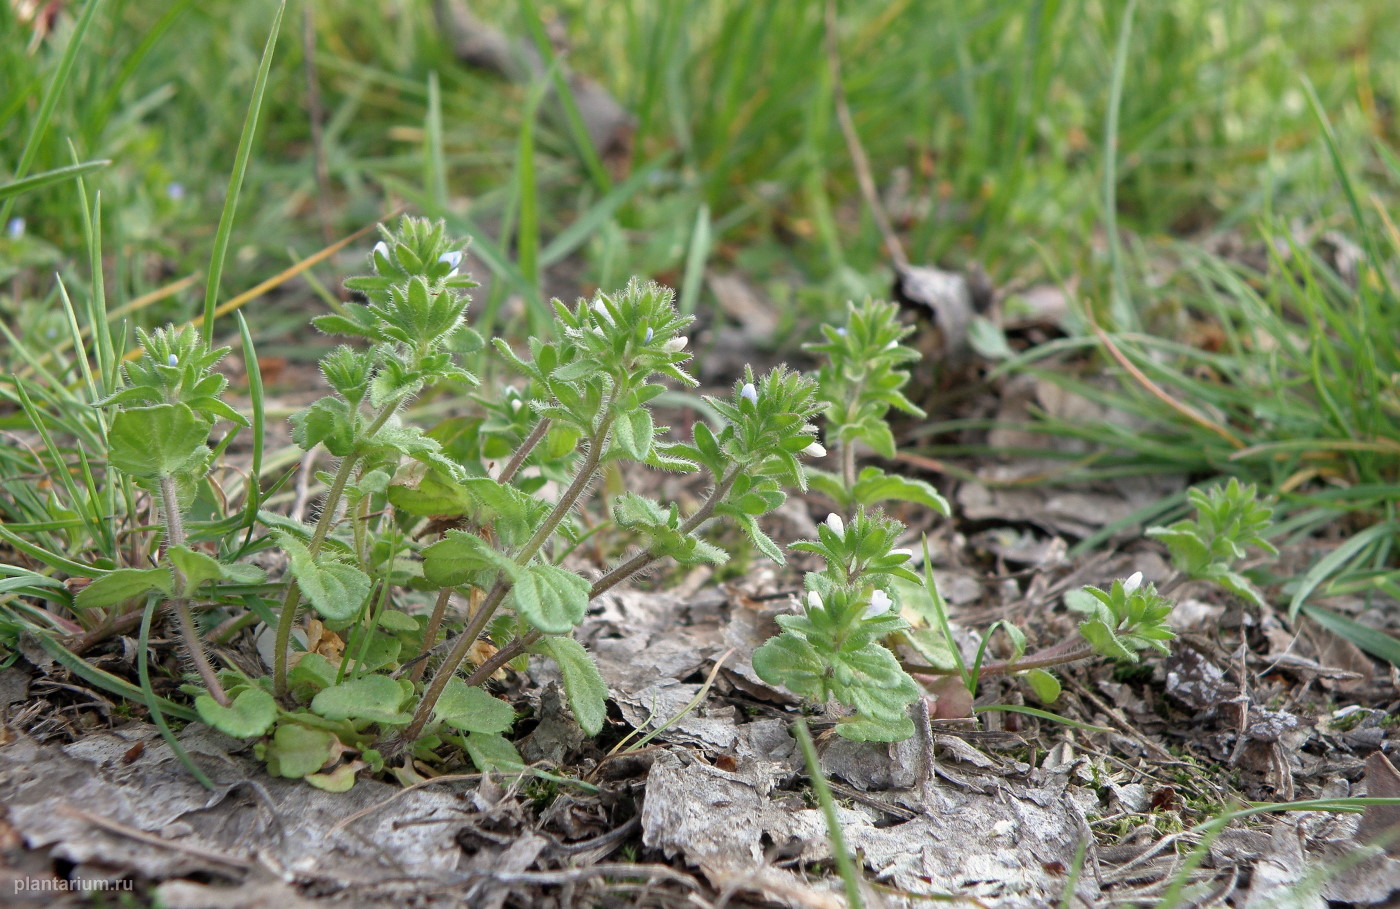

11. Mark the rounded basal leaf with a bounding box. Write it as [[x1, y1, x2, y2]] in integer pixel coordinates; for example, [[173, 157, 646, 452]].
[[306, 761, 363, 792], [108, 404, 211, 480], [263, 723, 336, 778], [196, 687, 277, 739], [311, 675, 412, 725], [836, 712, 916, 742], [433, 677, 515, 734]]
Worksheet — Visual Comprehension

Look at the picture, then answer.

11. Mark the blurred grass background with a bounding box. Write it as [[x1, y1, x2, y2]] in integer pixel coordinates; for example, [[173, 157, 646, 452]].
[[3, 0, 1400, 637]]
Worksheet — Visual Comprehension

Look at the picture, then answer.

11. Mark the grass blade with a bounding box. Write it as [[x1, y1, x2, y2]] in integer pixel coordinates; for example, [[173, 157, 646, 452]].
[[1302, 604, 1400, 668], [0, 159, 110, 201], [1287, 521, 1400, 619], [202, 0, 287, 342], [0, 0, 102, 225], [794, 718, 865, 909]]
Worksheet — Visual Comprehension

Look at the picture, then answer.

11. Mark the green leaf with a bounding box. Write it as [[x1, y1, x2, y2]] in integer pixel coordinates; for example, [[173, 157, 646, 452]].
[[196, 687, 277, 739], [611, 407, 654, 461], [851, 468, 950, 514], [262, 723, 336, 778], [74, 567, 172, 609], [422, 529, 520, 587], [306, 762, 361, 792], [835, 713, 915, 742], [1078, 618, 1136, 662], [510, 564, 591, 634], [311, 675, 412, 725], [1025, 669, 1062, 704], [279, 532, 371, 621], [107, 404, 211, 480], [287, 653, 339, 694], [733, 512, 784, 564], [433, 677, 515, 734], [538, 636, 607, 735], [462, 731, 525, 771], [290, 397, 358, 456], [167, 545, 252, 595]]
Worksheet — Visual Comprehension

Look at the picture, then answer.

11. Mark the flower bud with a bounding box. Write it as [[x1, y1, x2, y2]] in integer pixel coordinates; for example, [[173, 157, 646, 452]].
[[662, 336, 688, 353], [739, 382, 758, 405], [592, 300, 615, 325], [373, 240, 389, 261], [1123, 571, 1143, 594], [806, 590, 824, 612], [167, 354, 179, 367], [824, 513, 845, 536], [801, 441, 826, 458], [643, 326, 654, 344]]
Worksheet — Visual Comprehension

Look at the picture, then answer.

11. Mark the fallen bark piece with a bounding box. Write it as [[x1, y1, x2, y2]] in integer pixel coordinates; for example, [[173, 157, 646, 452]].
[[641, 748, 1097, 907]]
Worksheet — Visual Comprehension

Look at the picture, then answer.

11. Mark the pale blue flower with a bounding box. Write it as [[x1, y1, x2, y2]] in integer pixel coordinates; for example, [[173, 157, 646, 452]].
[[438, 250, 463, 275], [863, 589, 894, 619], [6, 217, 24, 239]]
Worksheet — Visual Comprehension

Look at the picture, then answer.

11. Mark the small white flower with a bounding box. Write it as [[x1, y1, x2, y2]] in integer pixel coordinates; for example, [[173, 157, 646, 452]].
[[167, 354, 179, 367], [806, 590, 824, 612], [1122, 571, 1143, 594], [888, 548, 912, 559], [885, 339, 899, 350], [373, 240, 389, 261], [824, 513, 845, 536], [662, 336, 688, 353], [739, 382, 758, 405], [801, 440, 826, 458], [592, 300, 615, 325], [864, 589, 894, 619], [438, 250, 463, 275], [6, 217, 24, 239], [643, 326, 654, 344], [510, 398, 523, 413]]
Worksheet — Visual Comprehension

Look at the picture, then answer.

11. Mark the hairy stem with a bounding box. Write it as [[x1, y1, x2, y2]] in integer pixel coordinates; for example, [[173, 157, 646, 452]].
[[159, 474, 229, 706], [409, 587, 456, 684], [273, 399, 401, 698], [463, 466, 743, 688], [397, 413, 615, 745], [591, 466, 740, 599], [498, 416, 551, 484]]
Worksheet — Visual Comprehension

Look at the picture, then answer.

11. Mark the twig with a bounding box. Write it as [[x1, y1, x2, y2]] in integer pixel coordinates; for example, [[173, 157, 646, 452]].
[[328, 773, 482, 836], [61, 805, 252, 871], [1086, 315, 1245, 450]]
